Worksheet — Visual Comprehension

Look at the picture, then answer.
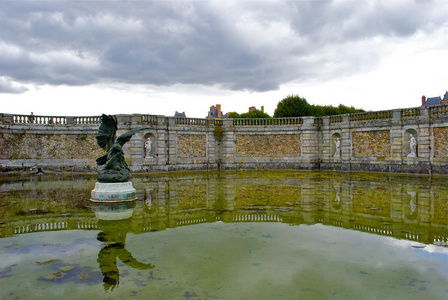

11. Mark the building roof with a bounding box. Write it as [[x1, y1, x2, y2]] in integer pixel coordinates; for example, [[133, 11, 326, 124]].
[[174, 111, 186, 118], [444, 91, 448, 100], [210, 107, 218, 118], [424, 96, 442, 106]]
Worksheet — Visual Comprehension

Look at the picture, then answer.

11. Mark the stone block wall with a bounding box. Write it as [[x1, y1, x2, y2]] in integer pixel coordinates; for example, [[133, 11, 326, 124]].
[[319, 107, 448, 174], [235, 134, 301, 157], [0, 133, 103, 160], [434, 127, 448, 158], [0, 118, 102, 171], [177, 134, 207, 158], [352, 131, 391, 157], [1, 106, 448, 174]]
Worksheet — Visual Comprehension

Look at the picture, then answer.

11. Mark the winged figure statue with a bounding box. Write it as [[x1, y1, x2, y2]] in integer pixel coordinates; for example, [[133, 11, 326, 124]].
[[95, 114, 148, 182]]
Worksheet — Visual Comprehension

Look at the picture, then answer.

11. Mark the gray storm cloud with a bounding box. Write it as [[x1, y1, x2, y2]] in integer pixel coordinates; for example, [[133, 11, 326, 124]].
[[0, 0, 446, 94]]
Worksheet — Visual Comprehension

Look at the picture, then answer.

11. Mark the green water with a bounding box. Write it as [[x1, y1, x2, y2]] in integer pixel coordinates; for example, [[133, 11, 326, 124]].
[[0, 171, 447, 299]]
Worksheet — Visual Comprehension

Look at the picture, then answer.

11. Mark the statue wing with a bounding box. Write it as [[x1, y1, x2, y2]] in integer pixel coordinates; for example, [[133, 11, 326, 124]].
[[116, 128, 148, 147], [96, 114, 117, 152]]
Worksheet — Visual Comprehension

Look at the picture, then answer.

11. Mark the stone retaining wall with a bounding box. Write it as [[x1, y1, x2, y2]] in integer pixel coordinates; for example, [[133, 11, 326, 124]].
[[235, 134, 301, 157], [434, 127, 448, 157], [0, 133, 102, 160], [1, 105, 448, 174], [177, 134, 207, 158], [352, 131, 390, 157]]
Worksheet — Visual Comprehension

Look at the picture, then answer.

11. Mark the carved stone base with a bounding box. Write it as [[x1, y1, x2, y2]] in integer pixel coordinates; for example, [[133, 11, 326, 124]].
[[90, 181, 137, 202]]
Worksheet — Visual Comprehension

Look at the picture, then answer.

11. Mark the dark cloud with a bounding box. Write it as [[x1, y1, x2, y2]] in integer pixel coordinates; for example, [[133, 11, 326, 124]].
[[0, 0, 446, 93], [0, 77, 28, 94]]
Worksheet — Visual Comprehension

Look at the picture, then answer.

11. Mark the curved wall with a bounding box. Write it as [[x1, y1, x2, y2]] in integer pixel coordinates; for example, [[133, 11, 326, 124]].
[[1, 105, 448, 174]]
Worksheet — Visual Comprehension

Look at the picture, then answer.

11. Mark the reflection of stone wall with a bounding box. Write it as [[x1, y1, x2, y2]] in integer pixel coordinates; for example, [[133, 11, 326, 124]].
[[434, 192, 448, 225], [177, 134, 206, 158], [352, 131, 390, 157], [352, 188, 390, 217], [434, 127, 448, 157], [236, 134, 301, 157], [236, 183, 302, 206], [177, 185, 207, 209], [0, 133, 103, 159]]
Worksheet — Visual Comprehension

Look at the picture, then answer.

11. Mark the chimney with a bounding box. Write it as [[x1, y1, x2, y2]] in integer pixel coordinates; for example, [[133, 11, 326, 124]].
[[216, 104, 222, 118], [261, 106, 264, 113], [421, 96, 426, 106]]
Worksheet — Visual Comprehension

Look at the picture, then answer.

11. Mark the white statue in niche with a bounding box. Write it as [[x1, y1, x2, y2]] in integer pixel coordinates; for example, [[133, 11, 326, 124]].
[[145, 138, 152, 158], [334, 138, 341, 157], [407, 134, 417, 157]]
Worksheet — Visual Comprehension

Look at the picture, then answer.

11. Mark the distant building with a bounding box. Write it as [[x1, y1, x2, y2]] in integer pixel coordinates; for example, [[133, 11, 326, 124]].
[[442, 91, 448, 105], [422, 91, 448, 106], [174, 111, 186, 118], [248, 106, 265, 112], [207, 104, 229, 119]]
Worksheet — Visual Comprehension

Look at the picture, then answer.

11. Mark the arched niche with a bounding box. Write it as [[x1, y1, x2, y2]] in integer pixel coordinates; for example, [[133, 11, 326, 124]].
[[331, 133, 342, 157], [143, 133, 155, 159], [403, 129, 418, 158]]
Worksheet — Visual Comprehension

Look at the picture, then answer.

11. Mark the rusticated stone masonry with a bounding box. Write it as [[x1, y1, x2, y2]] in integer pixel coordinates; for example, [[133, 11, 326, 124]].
[[434, 127, 448, 157], [352, 131, 391, 157], [236, 134, 301, 157], [0, 133, 104, 160], [177, 134, 206, 158]]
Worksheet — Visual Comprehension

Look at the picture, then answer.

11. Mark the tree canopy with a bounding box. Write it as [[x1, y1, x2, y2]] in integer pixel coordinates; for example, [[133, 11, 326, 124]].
[[273, 95, 311, 118], [228, 109, 271, 118], [273, 95, 364, 118]]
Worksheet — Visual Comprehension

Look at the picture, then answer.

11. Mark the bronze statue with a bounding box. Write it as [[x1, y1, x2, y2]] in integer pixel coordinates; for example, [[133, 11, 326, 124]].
[[95, 114, 147, 183]]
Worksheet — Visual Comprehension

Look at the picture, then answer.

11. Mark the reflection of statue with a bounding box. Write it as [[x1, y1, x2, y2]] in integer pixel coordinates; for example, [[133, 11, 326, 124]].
[[97, 218, 154, 291], [145, 138, 152, 158], [145, 189, 153, 208], [407, 134, 417, 157], [335, 191, 340, 204], [95, 114, 149, 182], [404, 190, 418, 220], [332, 185, 342, 209], [334, 138, 341, 157]]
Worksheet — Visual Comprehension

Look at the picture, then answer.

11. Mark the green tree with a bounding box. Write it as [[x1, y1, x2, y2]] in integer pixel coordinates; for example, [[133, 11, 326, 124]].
[[240, 109, 271, 118], [273, 95, 311, 118], [227, 112, 240, 118], [337, 104, 364, 114], [273, 94, 365, 117]]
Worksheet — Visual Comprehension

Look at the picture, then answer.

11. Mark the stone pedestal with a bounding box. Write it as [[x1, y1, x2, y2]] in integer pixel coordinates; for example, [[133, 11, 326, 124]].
[[90, 201, 136, 220], [90, 181, 137, 202]]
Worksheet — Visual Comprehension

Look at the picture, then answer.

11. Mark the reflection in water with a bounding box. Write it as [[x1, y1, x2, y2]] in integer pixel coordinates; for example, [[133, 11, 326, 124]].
[[0, 172, 447, 299], [92, 201, 154, 291], [1, 171, 447, 246]]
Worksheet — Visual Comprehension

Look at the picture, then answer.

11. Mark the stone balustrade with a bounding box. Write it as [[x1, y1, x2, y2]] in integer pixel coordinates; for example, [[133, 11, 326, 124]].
[[141, 114, 158, 125], [349, 110, 393, 122], [232, 117, 303, 126], [429, 104, 448, 119], [401, 108, 420, 119], [175, 117, 208, 126], [74, 116, 102, 125], [2, 104, 447, 127], [11, 114, 67, 125], [329, 115, 343, 123]]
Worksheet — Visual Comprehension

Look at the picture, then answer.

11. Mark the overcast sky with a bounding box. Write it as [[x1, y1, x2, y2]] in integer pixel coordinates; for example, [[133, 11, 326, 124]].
[[1, 0, 447, 118]]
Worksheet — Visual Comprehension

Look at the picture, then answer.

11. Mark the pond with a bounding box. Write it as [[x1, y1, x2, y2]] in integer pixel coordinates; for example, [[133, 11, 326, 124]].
[[0, 171, 447, 299]]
